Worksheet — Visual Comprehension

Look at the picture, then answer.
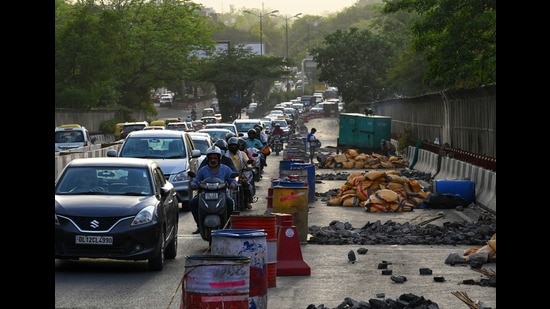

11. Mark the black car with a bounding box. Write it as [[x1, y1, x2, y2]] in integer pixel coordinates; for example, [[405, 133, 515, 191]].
[[54, 157, 179, 271]]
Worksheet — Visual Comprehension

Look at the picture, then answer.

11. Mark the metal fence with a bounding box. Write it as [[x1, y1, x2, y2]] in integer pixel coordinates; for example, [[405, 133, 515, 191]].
[[370, 84, 496, 158]]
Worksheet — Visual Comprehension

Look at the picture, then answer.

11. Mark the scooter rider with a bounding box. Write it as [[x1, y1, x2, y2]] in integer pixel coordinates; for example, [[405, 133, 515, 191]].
[[270, 123, 285, 139], [189, 146, 238, 234], [254, 125, 269, 146], [226, 137, 254, 209], [246, 129, 267, 168], [198, 139, 238, 172]]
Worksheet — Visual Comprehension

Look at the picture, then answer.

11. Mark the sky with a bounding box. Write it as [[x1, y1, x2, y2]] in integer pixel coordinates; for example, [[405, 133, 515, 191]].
[[196, 0, 359, 16]]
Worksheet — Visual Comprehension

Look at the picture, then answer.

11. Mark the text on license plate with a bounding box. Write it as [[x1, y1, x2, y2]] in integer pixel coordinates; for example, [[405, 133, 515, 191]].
[[76, 235, 113, 245], [205, 192, 218, 200]]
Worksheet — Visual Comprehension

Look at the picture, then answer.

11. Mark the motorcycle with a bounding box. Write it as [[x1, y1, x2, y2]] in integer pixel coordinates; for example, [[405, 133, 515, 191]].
[[245, 148, 263, 182], [269, 135, 283, 156], [233, 161, 258, 211], [188, 171, 239, 245]]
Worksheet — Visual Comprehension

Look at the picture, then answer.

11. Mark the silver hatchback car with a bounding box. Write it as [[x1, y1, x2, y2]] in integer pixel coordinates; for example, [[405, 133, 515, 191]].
[[107, 130, 201, 210]]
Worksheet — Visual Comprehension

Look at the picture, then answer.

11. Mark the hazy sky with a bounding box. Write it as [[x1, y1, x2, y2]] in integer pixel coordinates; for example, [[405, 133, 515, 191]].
[[197, 0, 359, 16]]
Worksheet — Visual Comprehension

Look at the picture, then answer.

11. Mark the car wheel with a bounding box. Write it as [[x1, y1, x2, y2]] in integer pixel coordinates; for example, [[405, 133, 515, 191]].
[[148, 230, 165, 271], [164, 223, 178, 260]]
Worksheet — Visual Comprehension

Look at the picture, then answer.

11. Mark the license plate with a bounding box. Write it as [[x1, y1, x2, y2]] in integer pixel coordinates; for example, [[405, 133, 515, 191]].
[[205, 192, 218, 200], [75, 235, 113, 245]]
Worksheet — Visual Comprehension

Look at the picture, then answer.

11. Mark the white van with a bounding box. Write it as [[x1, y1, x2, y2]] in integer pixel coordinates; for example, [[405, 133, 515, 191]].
[[54, 124, 95, 152], [159, 94, 173, 107]]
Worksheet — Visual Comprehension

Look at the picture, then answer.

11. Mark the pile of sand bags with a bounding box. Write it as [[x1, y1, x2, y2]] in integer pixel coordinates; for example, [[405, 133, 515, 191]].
[[326, 169, 432, 212], [319, 149, 409, 169]]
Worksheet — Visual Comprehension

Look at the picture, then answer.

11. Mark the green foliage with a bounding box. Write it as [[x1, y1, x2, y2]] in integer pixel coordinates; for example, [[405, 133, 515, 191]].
[[397, 128, 414, 153], [55, 0, 214, 111], [99, 119, 120, 135], [191, 46, 286, 121], [383, 0, 496, 88], [311, 27, 393, 103]]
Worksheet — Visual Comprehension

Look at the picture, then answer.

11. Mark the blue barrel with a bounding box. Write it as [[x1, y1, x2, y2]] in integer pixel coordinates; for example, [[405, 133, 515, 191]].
[[434, 179, 475, 204], [279, 159, 304, 177], [291, 163, 316, 203]]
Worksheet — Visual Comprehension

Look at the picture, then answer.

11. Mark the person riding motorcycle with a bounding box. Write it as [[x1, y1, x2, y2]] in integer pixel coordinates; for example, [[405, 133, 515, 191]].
[[199, 139, 238, 172], [226, 137, 254, 209], [237, 137, 247, 152], [270, 123, 285, 138], [245, 129, 267, 168], [269, 123, 285, 153], [189, 146, 238, 234], [225, 131, 237, 142], [254, 125, 269, 146]]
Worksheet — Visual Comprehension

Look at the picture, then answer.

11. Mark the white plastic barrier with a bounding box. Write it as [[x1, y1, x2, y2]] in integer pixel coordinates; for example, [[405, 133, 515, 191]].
[[417, 150, 496, 214], [54, 144, 121, 180]]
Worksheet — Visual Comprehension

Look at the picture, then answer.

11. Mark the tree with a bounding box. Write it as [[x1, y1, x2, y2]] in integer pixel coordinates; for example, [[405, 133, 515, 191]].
[[55, 0, 214, 113], [191, 47, 286, 122], [383, 0, 496, 88], [310, 27, 393, 103]]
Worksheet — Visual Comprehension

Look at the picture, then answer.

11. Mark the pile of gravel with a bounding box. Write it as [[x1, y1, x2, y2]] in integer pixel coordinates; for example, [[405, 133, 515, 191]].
[[307, 293, 441, 309], [308, 216, 495, 246]]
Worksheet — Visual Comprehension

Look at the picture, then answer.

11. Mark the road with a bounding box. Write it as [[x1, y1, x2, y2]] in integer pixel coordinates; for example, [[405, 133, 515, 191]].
[[55, 106, 496, 308]]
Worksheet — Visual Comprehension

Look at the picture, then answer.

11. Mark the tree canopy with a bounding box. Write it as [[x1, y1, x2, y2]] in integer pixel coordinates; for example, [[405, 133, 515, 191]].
[[55, 0, 214, 112], [191, 47, 286, 121], [383, 0, 496, 88], [310, 27, 393, 103]]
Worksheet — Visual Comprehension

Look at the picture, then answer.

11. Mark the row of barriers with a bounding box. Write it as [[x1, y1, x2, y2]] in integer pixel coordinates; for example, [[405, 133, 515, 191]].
[[404, 145, 496, 214]]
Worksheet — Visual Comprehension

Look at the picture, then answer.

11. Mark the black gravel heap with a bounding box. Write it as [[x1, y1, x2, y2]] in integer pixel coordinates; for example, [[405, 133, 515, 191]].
[[308, 216, 496, 246], [307, 293, 441, 309]]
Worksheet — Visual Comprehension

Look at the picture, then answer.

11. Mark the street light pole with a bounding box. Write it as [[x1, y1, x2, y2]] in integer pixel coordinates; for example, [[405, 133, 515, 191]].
[[244, 9, 279, 55], [273, 13, 302, 59]]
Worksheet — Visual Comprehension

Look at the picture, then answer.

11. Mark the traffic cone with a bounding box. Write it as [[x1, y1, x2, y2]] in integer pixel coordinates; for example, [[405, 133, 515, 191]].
[[274, 213, 311, 276]]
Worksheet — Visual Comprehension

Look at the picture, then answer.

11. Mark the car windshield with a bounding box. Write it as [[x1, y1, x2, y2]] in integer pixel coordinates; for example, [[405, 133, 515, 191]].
[[234, 122, 259, 133], [191, 138, 210, 154], [122, 124, 146, 133], [199, 130, 230, 142], [55, 167, 152, 195], [55, 130, 84, 143], [120, 137, 186, 159], [205, 124, 236, 134]]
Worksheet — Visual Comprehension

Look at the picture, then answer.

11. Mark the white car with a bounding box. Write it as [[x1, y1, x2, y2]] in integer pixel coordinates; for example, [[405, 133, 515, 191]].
[[107, 130, 201, 210], [232, 119, 264, 136], [188, 132, 213, 167], [205, 123, 238, 136], [310, 102, 325, 113], [55, 124, 95, 152]]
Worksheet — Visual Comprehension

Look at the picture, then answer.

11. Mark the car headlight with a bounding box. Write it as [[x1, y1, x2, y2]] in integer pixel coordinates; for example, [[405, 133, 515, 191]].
[[171, 170, 189, 182], [132, 206, 155, 226]]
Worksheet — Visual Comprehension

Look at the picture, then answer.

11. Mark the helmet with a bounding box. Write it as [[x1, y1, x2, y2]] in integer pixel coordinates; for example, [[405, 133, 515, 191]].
[[254, 124, 263, 131], [225, 131, 236, 141], [237, 137, 246, 150], [206, 145, 222, 158], [214, 139, 228, 151], [247, 129, 256, 135], [254, 126, 261, 134], [228, 137, 239, 146], [275, 123, 281, 128]]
